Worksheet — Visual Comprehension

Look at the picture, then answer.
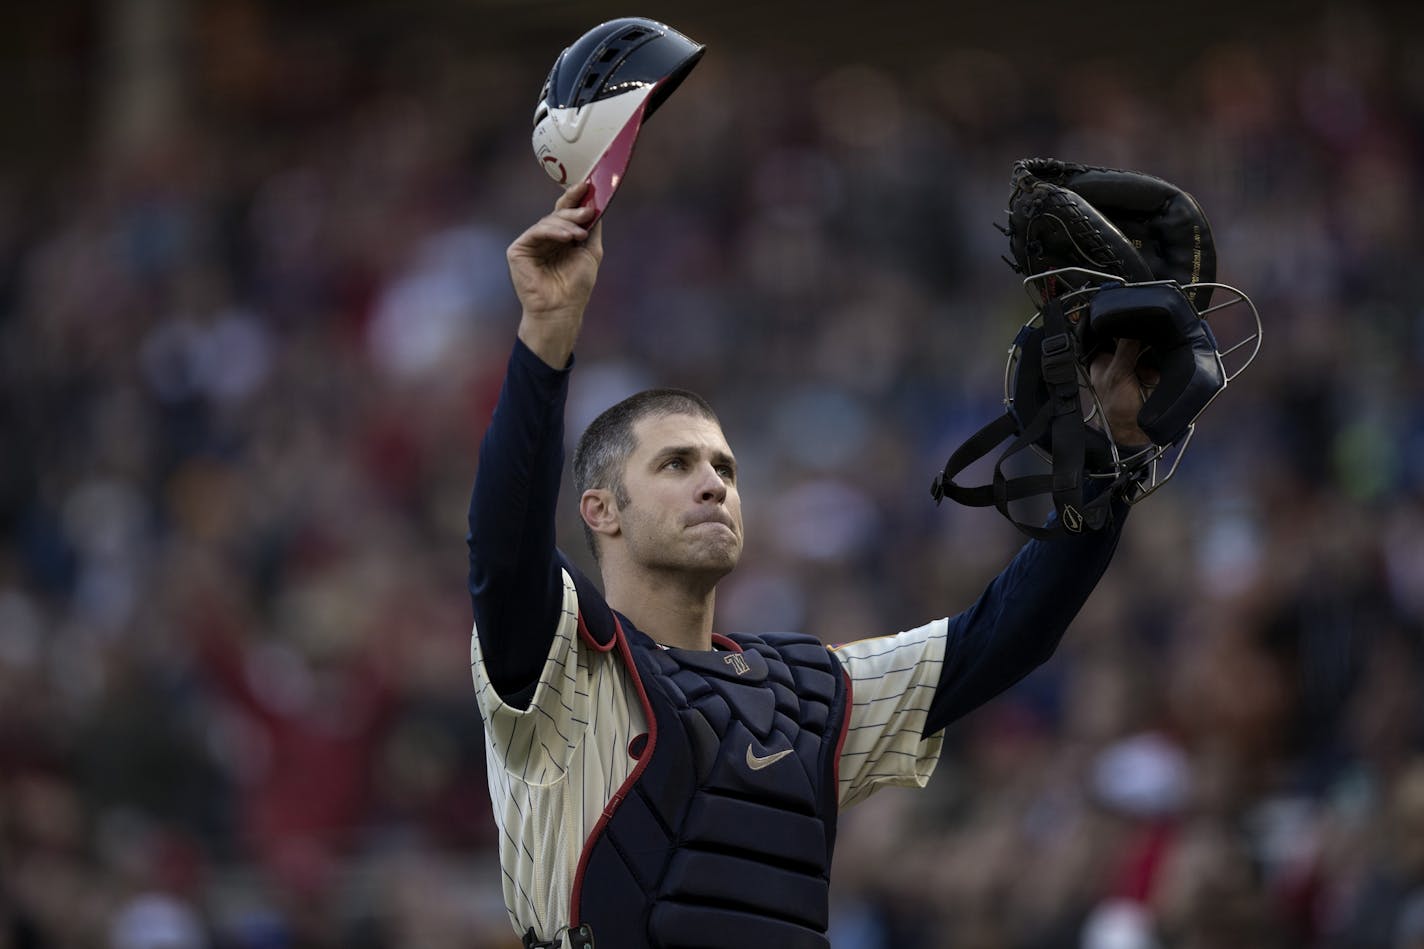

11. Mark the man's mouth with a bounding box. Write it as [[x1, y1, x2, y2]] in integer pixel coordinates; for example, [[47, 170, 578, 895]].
[[687, 514, 734, 532]]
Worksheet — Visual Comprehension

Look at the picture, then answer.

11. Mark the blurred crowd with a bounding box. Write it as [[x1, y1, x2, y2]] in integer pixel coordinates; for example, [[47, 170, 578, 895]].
[[2, 2, 1423, 947]]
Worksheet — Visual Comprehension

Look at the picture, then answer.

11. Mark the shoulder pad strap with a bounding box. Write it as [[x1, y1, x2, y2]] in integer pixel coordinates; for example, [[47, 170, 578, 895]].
[[559, 552, 617, 650]]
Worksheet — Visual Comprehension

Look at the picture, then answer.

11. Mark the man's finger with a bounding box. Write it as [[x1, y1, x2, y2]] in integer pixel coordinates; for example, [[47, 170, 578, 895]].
[[582, 219, 604, 260], [508, 220, 589, 259], [1112, 339, 1143, 372], [553, 206, 597, 225], [554, 180, 590, 211]]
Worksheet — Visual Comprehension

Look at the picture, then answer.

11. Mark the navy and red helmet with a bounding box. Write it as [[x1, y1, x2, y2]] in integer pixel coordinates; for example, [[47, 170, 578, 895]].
[[532, 17, 705, 221]]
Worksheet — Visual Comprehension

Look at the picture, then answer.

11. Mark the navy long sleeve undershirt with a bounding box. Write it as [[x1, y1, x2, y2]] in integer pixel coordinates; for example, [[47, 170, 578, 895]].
[[467, 339, 1127, 729], [467, 339, 576, 703]]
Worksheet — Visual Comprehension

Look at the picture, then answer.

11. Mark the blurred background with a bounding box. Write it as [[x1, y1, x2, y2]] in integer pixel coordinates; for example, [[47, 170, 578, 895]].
[[3, 1, 1424, 946]]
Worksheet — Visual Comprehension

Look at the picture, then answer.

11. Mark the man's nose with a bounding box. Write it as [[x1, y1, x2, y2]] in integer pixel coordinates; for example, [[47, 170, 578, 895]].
[[696, 463, 727, 503]]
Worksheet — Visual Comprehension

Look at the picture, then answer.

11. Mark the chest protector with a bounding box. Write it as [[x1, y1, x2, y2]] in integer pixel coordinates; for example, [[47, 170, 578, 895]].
[[569, 605, 851, 949]]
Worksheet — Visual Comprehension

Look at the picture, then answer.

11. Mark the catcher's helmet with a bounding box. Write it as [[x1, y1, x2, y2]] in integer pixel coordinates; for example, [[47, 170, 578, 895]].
[[532, 17, 705, 221]]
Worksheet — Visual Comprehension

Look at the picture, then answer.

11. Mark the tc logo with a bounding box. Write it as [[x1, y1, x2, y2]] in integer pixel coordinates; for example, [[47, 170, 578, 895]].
[[722, 653, 750, 676], [541, 155, 568, 184]]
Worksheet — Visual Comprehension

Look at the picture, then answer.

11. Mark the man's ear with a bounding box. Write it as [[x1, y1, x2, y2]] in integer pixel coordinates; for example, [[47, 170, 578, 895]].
[[580, 488, 621, 539]]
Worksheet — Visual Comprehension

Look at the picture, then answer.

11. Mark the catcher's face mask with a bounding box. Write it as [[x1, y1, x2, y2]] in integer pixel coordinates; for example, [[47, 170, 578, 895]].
[[934, 268, 1261, 537], [1012, 268, 1259, 496], [531, 18, 704, 222]]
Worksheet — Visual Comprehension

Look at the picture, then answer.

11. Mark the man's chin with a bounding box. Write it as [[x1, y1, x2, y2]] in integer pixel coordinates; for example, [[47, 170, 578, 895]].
[[686, 542, 741, 577]]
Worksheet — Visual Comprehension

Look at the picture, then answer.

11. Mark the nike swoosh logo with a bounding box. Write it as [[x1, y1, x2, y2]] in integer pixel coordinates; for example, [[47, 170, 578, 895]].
[[745, 745, 793, 771]]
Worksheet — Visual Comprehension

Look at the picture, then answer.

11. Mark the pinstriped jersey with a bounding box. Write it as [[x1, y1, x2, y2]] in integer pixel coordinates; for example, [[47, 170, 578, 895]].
[[470, 567, 946, 940]]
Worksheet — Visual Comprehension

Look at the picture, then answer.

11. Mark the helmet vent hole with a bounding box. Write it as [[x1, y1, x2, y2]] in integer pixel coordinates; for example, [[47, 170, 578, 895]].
[[599, 48, 620, 62]]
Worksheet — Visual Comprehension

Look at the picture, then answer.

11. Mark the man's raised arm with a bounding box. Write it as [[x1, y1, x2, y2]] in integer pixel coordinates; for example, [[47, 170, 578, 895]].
[[467, 184, 603, 703]]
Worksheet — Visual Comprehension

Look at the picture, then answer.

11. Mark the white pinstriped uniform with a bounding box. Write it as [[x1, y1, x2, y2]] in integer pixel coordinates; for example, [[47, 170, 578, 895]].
[[470, 567, 948, 939]]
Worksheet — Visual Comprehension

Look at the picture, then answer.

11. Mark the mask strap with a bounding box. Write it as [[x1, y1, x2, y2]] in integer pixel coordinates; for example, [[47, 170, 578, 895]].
[[932, 299, 1112, 538]]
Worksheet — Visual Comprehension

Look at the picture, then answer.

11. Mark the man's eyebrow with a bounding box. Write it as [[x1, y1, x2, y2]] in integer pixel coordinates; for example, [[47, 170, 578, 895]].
[[652, 445, 737, 467]]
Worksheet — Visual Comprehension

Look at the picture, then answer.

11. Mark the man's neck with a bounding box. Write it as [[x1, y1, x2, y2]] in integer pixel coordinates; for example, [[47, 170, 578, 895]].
[[603, 568, 718, 651]]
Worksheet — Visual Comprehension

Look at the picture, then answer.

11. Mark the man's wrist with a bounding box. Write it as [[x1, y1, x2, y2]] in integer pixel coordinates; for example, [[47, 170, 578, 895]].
[[518, 313, 581, 370]]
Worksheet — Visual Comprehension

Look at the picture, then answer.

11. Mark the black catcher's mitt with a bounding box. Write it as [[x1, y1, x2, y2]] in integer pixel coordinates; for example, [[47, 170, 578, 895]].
[[1004, 158, 1217, 308]]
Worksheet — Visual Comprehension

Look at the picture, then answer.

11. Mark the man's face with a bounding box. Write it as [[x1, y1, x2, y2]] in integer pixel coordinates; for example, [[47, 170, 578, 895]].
[[615, 412, 743, 577]]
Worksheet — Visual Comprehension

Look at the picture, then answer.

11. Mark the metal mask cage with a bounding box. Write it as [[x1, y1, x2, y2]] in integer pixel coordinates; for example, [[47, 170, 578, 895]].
[[1005, 267, 1263, 504]]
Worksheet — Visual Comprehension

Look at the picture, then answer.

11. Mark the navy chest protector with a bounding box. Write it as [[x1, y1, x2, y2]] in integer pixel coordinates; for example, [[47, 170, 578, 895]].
[[550, 582, 851, 949]]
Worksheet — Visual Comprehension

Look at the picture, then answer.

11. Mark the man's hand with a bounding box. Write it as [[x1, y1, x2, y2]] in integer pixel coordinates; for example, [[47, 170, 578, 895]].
[[509, 181, 604, 369], [1089, 339, 1158, 449]]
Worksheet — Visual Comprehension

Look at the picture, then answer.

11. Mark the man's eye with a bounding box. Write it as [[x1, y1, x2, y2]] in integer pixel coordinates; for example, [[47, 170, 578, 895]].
[[663, 458, 684, 470], [716, 466, 735, 479]]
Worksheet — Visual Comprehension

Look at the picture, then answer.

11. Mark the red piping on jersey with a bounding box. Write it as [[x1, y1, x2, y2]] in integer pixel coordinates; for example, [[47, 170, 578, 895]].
[[576, 611, 616, 653], [569, 614, 654, 926], [832, 668, 853, 811], [710, 633, 743, 652]]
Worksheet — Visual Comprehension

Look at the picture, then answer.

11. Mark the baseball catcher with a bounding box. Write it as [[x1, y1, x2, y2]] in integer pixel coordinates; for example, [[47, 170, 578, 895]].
[[468, 25, 1256, 940]]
